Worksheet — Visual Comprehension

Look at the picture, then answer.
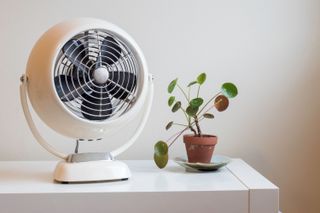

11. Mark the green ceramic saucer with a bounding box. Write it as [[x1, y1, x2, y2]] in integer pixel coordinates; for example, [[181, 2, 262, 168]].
[[174, 155, 231, 171]]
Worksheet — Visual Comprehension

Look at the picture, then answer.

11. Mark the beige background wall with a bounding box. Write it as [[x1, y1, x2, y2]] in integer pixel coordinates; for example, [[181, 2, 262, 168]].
[[0, 0, 319, 212]]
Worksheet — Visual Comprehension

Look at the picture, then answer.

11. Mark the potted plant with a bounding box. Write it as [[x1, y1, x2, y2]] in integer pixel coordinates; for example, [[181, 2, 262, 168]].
[[153, 72, 238, 168]]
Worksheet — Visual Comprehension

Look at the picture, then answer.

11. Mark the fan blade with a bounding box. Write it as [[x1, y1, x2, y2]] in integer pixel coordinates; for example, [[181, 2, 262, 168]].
[[107, 71, 136, 100], [54, 75, 87, 102], [62, 39, 91, 76], [81, 87, 113, 120], [99, 36, 122, 66]]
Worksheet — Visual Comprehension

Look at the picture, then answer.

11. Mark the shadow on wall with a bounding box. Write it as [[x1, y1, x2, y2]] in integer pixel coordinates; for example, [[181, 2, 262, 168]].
[[260, 56, 320, 212]]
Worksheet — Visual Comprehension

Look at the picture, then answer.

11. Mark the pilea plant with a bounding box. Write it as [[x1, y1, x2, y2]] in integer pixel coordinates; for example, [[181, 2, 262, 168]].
[[154, 72, 238, 168]]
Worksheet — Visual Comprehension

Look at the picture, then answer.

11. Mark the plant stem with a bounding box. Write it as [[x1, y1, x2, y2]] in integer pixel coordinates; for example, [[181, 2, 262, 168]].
[[173, 123, 188, 127], [197, 85, 200, 98], [197, 92, 221, 116], [166, 129, 183, 142], [168, 127, 189, 148], [167, 97, 219, 147], [194, 116, 202, 136], [189, 123, 197, 135], [177, 84, 189, 102], [180, 107, 190, 123], [198, 97, 222, 116], [187, 111, 197, 135], [180, 107, 196, 135], [203, 105, 215, 114], [167, 117, 204, 148]]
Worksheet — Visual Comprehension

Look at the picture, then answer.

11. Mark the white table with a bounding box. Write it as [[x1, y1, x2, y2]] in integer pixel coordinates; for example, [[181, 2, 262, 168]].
[[0, 160, 279, 213]]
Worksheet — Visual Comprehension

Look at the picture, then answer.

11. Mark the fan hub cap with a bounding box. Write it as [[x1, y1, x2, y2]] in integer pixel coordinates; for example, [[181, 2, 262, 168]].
[[93, 67, 109, 84]]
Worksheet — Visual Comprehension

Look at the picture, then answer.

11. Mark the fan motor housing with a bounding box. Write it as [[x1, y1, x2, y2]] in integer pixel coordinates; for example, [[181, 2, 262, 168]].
[[26, 18, 148, 139]]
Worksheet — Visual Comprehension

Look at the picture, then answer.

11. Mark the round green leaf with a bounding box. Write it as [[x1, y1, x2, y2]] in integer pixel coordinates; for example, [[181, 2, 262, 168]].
[[221, 82, 238, 98], [168, 96, 175, 107], [203, 113, 214, 119], [172, 101, 181, 112], [189, 98, 204, 108], [186, 105, 199, 117], [154, 153, 168, 169], [168, 78, 178, 93], [197, 73, 206, 85], [165, 121, 174, 130], [214, 95, 229, 112], [187, 81, 198, 87], [154, 141, 168, 155]]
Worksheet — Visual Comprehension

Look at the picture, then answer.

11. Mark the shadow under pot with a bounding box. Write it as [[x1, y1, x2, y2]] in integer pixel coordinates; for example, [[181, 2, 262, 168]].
[[183, 134, 218, 163]]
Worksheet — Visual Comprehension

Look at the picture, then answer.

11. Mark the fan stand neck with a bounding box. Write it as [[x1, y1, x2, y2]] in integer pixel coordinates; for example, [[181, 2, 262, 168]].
[[66, 152, 114, 163]]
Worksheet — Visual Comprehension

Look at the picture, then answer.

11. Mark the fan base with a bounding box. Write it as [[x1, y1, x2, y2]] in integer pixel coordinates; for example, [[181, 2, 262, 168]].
[[54, 160, 131, 183]]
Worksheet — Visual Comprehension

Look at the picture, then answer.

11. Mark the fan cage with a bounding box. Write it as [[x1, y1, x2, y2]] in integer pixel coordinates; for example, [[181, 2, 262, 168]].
[[54, 29, 140, 122]]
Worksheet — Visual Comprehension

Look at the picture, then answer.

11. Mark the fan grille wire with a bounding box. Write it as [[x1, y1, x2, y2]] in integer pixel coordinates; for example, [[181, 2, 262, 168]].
[[54, 29, 140, 121]]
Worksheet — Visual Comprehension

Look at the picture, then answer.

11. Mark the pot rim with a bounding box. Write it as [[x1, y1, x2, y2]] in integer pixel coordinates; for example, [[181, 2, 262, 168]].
[[183, 134, 218, 146], [183, 134, 217, 138]]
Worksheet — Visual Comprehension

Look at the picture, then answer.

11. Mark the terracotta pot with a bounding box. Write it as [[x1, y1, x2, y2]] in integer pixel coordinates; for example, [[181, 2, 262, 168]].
[[183, 134, 218, 163]]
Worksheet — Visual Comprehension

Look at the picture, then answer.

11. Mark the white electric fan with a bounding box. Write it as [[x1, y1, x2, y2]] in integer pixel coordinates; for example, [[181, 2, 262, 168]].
[[19, 18, 153, 183]]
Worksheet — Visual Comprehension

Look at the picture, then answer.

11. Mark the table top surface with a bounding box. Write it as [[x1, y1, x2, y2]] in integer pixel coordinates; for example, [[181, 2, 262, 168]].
[[0, 159, 277, 194]]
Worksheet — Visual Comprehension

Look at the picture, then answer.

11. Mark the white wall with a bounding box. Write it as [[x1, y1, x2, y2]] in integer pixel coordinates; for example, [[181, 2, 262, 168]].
[[1, 0, 320, 212]]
